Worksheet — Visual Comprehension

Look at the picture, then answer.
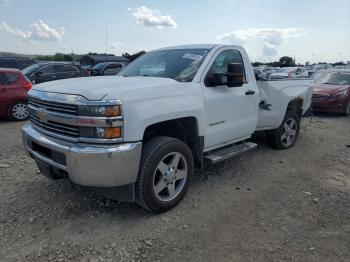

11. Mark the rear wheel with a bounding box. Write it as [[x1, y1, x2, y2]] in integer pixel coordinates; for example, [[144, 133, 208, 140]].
[[136, 136, 194, 213], [267, 112, 300, 149], [8, 101, 29, 121]]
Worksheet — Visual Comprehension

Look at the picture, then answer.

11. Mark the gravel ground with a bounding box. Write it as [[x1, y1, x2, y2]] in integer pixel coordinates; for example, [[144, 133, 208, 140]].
[[0, 115, 349, 262]]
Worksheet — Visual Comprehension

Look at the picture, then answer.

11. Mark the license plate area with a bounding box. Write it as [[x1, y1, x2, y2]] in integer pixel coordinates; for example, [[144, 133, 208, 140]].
[[27, 139, 67, 166], [35, 159, 68, 180]]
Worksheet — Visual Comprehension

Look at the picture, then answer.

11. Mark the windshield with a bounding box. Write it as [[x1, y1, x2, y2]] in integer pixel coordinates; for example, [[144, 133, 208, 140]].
[[120, 48, 211, 82], [92, 63, 108, 70], [314, 71, 350, 86], [22, 63, 45, 75]]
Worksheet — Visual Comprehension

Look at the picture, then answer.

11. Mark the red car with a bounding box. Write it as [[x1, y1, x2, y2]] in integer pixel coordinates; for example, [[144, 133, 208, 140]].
[[312, 70, 350, 116], [0, 68, 32, 120]]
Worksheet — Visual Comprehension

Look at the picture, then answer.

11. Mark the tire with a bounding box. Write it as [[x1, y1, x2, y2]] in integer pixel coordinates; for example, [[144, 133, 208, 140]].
[[8, 101, 29, 121], [345, 101, 350, 116], [136, 136, 194, 213], [267, 112, 300, 149]]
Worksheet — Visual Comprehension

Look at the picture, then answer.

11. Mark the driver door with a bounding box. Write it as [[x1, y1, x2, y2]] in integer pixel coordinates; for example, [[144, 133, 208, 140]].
[[203, 48, 258, 150], [34, 64, 57, 84]]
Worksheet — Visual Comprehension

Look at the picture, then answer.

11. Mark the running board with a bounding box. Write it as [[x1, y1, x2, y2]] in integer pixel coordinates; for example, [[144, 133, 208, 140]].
[[204, 142, 257, 164]]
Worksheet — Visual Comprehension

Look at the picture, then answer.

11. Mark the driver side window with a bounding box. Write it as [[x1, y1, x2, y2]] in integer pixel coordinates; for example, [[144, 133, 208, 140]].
[[39, 65, 55, 74], [207, 49, 246, 85]]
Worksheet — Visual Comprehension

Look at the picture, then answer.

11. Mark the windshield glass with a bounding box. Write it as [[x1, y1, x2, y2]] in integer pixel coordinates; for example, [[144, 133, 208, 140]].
[[22, 63, 45, 75], [314, 71, 350, 86], [92, 63, 108, 70], [120, 48, 211, 82]]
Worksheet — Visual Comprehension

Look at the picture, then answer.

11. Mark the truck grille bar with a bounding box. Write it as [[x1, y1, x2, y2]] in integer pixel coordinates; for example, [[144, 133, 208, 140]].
[[27, 90, 123, 144], [28, 97, 78, 115], [30, 115, 80, 138]]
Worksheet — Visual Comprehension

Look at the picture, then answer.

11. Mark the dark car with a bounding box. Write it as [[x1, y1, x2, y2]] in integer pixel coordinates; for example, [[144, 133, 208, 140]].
[[0, 56, 36, 70], [89, 62, 126, 76], [312, 70, 350, 115], [22, 62, 89, 84], [0, 68, 32, 120]]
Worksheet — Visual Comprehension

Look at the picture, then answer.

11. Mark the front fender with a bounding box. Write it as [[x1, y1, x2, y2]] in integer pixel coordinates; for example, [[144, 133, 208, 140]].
[[122, 95, 205, 141]]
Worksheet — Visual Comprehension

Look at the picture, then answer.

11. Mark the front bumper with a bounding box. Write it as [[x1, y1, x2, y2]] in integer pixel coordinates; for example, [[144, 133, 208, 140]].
[[312, 100, 348, 113], [22, 124, 142, 187]]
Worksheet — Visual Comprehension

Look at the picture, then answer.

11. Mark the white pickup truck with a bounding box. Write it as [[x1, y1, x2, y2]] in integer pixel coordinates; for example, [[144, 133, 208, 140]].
[[22, 44, 312, 213]]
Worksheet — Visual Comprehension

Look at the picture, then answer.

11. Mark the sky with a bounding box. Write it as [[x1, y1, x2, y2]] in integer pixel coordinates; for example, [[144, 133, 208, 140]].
[[0, 0, 349, 63]]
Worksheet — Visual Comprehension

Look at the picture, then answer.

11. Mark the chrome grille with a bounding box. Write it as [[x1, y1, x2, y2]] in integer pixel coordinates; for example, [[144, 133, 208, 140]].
[[28, 97, 78, 115], [312, 94, 329, 102], [30, 115, 79, 138]]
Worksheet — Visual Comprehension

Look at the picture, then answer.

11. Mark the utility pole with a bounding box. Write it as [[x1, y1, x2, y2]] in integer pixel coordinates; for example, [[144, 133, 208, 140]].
[[105, 27, 108, 55]]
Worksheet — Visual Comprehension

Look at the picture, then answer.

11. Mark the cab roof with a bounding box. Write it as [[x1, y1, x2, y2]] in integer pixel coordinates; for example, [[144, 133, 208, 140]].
[[154, 44, 243, 52]]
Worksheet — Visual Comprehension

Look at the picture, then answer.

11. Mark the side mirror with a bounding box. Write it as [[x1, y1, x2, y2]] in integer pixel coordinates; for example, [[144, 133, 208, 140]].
[[205, 73, 226, 87], [227, 63, 244, 87]]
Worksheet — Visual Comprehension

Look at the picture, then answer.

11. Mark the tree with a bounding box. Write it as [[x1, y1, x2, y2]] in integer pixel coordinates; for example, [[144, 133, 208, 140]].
[[33, 53, 73, 61], [332, 61, 345, 67], [122, 51, 146, 61], [279, 56, 295, 67], [252, 62, 264, 67]]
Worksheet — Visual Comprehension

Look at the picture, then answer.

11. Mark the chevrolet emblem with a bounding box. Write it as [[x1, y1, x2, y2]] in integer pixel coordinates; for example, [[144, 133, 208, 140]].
[[37, 109, 48, 123]]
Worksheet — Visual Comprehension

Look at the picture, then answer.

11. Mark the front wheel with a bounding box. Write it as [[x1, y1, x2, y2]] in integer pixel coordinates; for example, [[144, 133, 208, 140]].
[[8, 101, 29, 121], [136, 136, 194, 213], [345, 101, 350, 116], [267, 112, 300, 149]]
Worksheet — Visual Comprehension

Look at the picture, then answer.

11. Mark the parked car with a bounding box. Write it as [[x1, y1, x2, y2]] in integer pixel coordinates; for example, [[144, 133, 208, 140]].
[[312, 70, 350, 115], [22, 63, 89, 84], [0, 56, 36, 70], [269, 67, 309, 80], [89, 62, 126, 76], [22, 44, 312, 213], [0, 68, 32, 120]]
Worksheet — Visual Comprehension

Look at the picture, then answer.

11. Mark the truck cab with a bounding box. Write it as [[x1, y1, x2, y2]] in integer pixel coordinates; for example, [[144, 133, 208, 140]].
[[22, 44, 312, 213]]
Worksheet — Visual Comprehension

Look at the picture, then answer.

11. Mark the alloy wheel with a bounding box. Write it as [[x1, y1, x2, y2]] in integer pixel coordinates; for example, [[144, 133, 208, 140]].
[[153, 152, 188, 202], [281, 118, 297, 147], [12, 103, 29, 120]]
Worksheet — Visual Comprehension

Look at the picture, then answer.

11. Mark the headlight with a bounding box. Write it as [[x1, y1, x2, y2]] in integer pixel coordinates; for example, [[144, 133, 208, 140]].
[[332, 90, 348, 99], [77, 100, 123, 141], [79, 101, 121, 117], [89, 105, 121, 117]]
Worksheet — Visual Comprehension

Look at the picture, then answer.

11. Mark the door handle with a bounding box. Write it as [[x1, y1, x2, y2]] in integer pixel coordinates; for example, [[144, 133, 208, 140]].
[[245, 90, 255, 95]]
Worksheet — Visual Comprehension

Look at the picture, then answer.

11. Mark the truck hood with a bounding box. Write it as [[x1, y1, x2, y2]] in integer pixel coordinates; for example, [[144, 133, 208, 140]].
[[32, 76, 179, 100]]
